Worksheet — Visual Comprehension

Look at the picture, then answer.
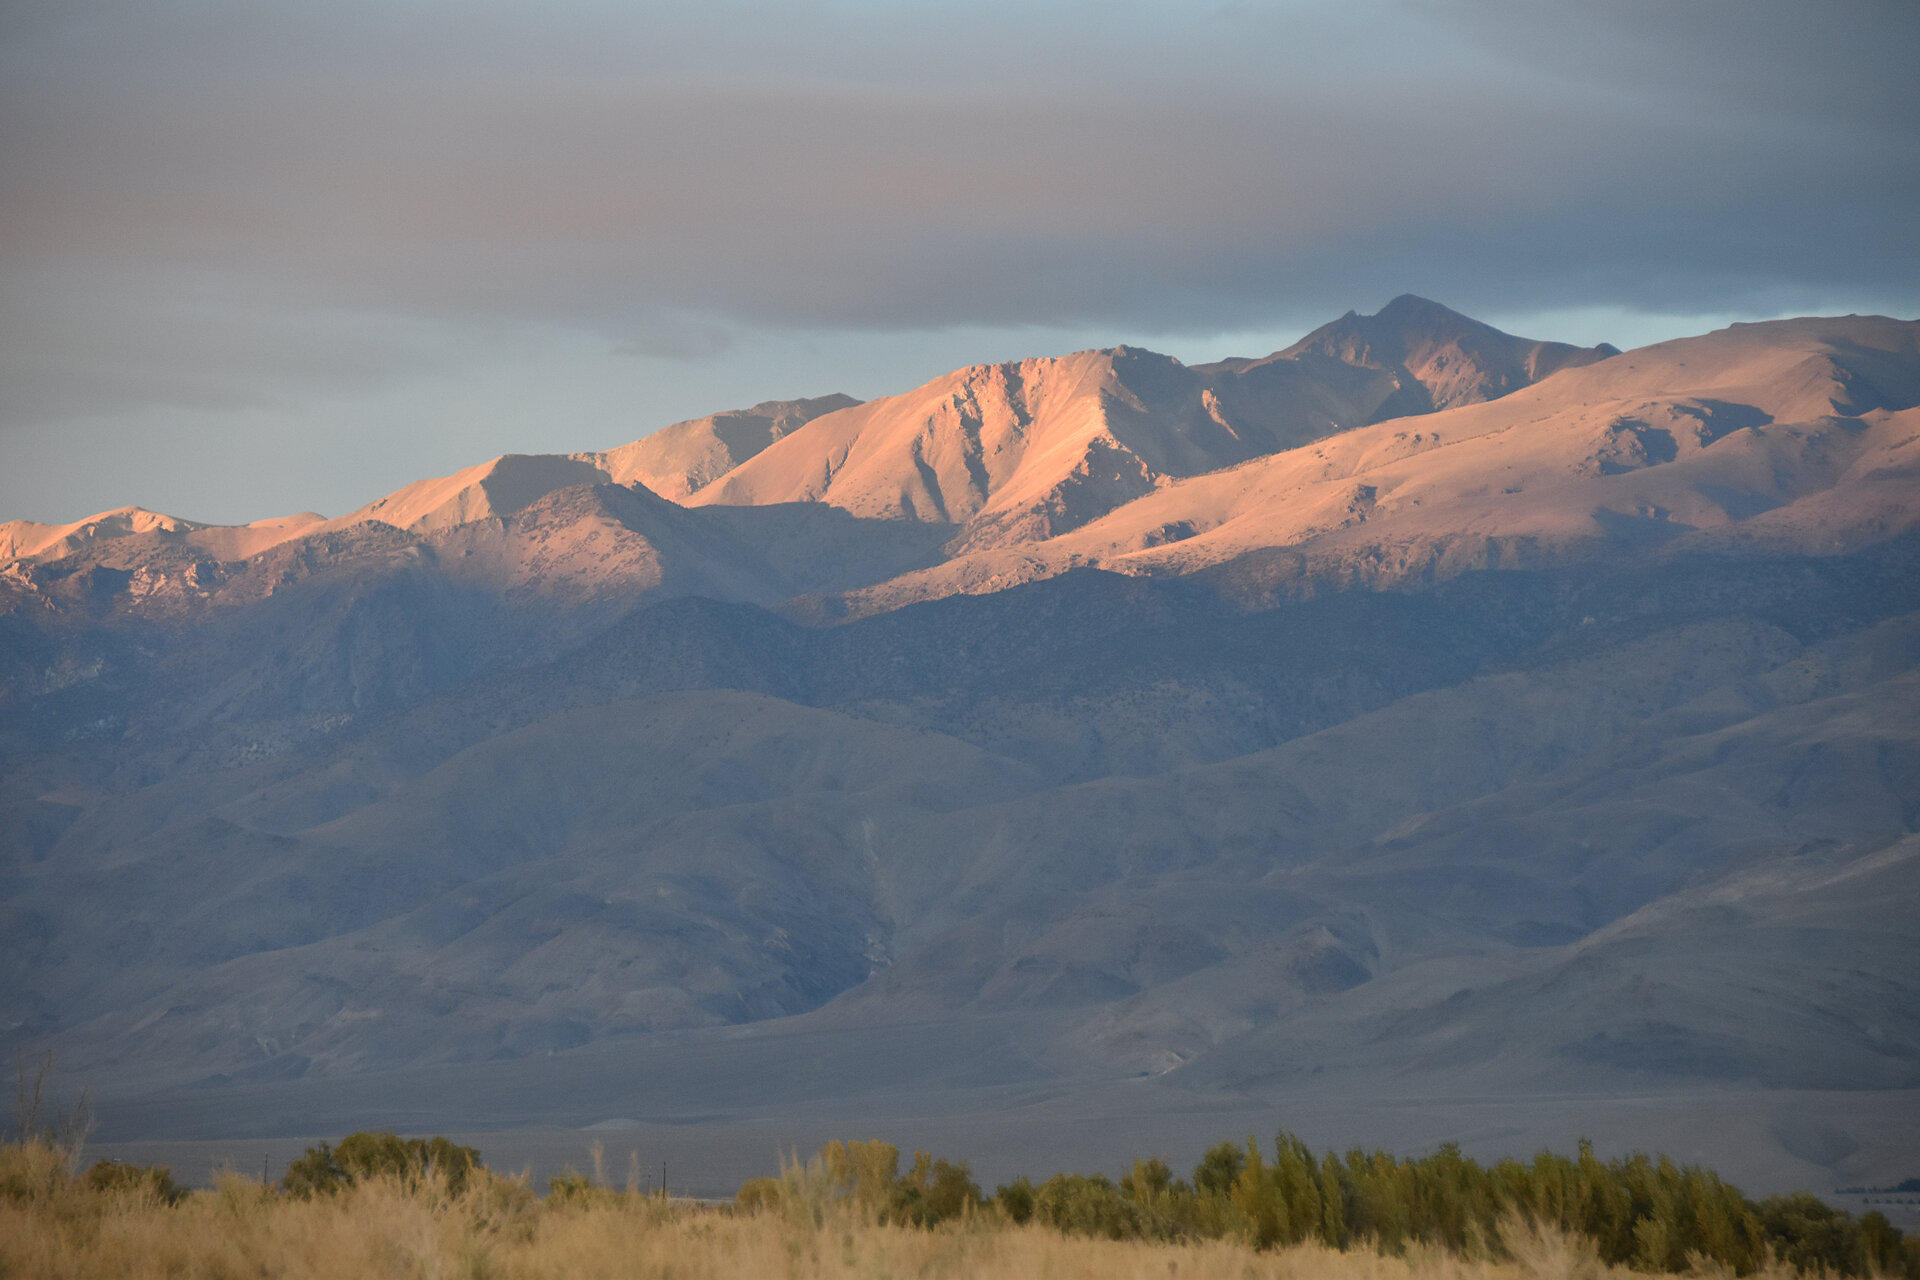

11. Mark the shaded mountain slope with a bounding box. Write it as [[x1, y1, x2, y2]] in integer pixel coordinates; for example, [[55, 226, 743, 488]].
[[1174, 828, 1920, 1096], [832, 610, 1920, 1039], [9, 691, 1043, 1084], [5, 535, 1917, 1102]]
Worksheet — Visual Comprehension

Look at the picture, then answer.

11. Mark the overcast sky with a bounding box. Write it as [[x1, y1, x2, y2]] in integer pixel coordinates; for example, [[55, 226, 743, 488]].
[[4, 0, 1917, 525]]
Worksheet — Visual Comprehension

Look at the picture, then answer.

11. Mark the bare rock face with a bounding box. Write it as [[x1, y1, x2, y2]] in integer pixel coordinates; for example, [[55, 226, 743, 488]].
[[0, 508, 328, 566], [1264, 292, 1620, 418], [686, 300, 1618, 559], [598, 394, 861, 501], [802, 312, 1920, 618]]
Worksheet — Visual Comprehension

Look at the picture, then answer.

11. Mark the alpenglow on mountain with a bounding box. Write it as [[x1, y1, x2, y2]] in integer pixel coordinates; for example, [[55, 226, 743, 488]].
[[3, 297, 1917, 1190]]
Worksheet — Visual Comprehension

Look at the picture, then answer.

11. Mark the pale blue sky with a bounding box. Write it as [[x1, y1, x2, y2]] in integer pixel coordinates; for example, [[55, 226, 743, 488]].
[[3, 0, 1916, 525]]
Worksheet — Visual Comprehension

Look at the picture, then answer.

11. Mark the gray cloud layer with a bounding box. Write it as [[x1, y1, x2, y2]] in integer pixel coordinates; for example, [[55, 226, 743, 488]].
[[3, 0, 1917, 515]]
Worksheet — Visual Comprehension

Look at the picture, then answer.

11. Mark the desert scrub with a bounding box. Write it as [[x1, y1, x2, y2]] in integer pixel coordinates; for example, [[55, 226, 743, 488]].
[[734, 1134, 1920, 1279], [0, 1149, 1814, 1280], [2, 1131, 1914, 1280], [0, 1200, 1812, 1280]]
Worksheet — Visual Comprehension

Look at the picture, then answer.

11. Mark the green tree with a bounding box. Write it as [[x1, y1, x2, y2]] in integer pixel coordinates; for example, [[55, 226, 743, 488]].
[[889, 1151, 980, 1226], [1318, 1151, 1349, 1248], [1861, 1211, 1904, 1277], [819, 1138, 899, 1214], [1759, 1193, 1868, 1277], [280, 1131, 482, 1197], [334, 1131, 415, 1182], [1231, 1136, 1282, 1249], [993, 1176, 1036, 1225], [1121, 1156, 1173, 1207], [281, 1142, 344, 1197], [1193, 1140, 1245, 1201], [1032, 1172, 1140, 1239], [1272, 1132, 1323, 1246]]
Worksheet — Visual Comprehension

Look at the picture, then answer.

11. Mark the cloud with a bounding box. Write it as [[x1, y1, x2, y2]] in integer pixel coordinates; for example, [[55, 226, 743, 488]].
[[614, 315, 736, 362], [2, 0, 1916, 430], [0, 263, 464, 423]]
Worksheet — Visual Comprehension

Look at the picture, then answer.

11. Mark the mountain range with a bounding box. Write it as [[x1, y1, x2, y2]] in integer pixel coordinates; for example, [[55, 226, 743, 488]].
[[3, 296, 1917, 1192]]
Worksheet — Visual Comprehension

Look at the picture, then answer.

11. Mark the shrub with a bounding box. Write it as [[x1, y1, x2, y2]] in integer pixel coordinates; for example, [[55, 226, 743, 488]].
[[888, 1151, 981, 1226], [994, 1176, 1036, 1225], [80, 1159, 185, 1204], [735, 1176, 783, 1212], [280, 1131, 485, 1197], [281, 1141, 344, 1197], [819, 1138, 900, 1214], [9, 1053, 93, 1176], [1033, 1172, 1144, 1240], [417, 1135, 484, 1194], [1194, 1140, 1246, 1199], [336, 1130, 417, 1182], [731, 1129, 1917, 1277], [545, 1170, 608, 1208], [1759, 1193, 1868, 1277], [0, 1139, 70, 1203]]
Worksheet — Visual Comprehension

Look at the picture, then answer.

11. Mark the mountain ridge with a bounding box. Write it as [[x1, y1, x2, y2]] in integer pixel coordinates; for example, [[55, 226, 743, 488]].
[[4, 299, 1917, 1190], [1256, 292, 1621, 417], [689, 298, 1620, 552], [1, 296, 1616, 582]]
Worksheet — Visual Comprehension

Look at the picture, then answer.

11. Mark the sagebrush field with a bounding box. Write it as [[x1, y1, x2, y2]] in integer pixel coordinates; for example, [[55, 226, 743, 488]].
[[6, 1124, 1918, 1280]]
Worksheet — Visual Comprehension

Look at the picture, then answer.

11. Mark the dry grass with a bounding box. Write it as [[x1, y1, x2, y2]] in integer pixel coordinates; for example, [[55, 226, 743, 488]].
[[0, 1142, 1805, 1280]]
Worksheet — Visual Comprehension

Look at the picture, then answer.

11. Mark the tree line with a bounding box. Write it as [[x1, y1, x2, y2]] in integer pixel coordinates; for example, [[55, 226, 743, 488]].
[[747, 1132, 1920, 1278], [15, 1119, 1916, 1278]]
